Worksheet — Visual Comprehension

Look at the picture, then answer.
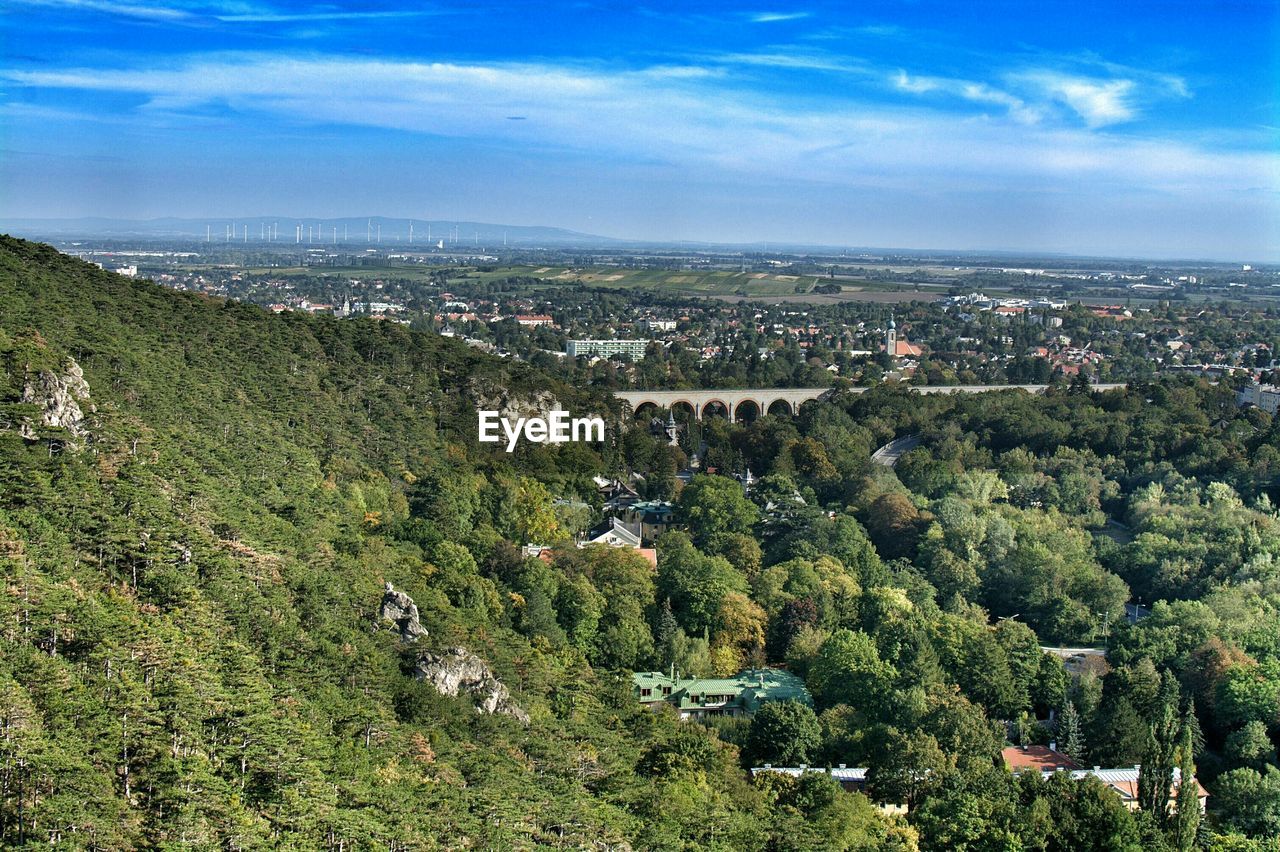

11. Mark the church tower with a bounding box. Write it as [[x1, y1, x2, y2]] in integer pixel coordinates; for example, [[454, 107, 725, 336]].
[[886, 316, 897, 359]]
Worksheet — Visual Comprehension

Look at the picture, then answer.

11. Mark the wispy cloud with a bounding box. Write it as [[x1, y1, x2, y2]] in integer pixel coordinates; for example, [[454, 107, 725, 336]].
[[710, 50, 868, 74], [215, 9, 446, 23], [1021, 73, 1135, 127], [893, 71, 1041, 124], [9, 0, 198, 21], [4, 52, 1272, 203], [749, 11, 811, 24], [4, 0, 445, 25]]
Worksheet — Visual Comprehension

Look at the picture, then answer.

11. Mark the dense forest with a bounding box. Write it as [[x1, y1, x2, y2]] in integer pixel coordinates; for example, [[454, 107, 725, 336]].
[[2, 236, 1280, 849]]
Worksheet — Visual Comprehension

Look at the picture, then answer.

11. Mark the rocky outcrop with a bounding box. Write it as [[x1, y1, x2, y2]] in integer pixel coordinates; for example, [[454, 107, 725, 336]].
[[415, 646, 529, 724], [18, 358, 94, 446], [470, 383, 564, 423], [379, 583, 427, 643]]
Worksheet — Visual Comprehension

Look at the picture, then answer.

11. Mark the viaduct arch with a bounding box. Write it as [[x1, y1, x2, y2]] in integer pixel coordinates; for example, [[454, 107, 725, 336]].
[[615, 388, 833, 423], [615, 384, 1127, 422]]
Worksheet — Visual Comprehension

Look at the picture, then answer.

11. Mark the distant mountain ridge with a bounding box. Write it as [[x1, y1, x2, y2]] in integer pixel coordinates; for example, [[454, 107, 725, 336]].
[[0, 215, 630, 246]]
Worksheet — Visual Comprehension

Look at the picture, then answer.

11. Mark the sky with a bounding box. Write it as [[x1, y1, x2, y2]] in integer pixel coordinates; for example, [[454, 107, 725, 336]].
[[1, 0, 1278, 259]]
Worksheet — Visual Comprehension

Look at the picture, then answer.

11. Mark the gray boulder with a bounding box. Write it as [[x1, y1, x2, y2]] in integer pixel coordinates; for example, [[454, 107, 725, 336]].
[[415, 646, 529, 724], [18, 358, 94, 446], [379, 583, 428, 643]]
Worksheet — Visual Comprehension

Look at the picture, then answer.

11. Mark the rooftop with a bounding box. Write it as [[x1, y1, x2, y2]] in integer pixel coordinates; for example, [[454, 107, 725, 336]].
[[634, 667, 811, 711], [1002, 745, 1080, 772]]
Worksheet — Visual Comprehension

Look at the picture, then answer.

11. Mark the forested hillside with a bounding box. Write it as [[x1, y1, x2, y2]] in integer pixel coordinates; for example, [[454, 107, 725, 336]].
[[2, 236, 1280, 850]]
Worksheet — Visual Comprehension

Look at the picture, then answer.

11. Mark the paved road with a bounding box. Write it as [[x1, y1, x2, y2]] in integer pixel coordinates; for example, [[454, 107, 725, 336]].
[[871, 434, 921, 467], [1040, 647, 1106, 658]]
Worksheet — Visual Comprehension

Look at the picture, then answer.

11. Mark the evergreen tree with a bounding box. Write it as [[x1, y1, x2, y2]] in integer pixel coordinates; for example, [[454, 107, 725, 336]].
[[1138, 672, 1181, 828], [1060, 699, 1086, 765], [1171, 701, 1201, 852], [654, 598, 679, 673]]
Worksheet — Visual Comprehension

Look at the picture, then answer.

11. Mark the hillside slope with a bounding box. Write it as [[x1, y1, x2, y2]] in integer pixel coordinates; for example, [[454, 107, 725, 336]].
[[0, 238, 896, 849]]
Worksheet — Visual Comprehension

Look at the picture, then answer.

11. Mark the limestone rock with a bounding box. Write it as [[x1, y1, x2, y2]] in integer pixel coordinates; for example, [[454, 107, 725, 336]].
[[379, 582, 427, 643], [470, 382, 563, 423], [414, 646, 529, 724], [18, 358, 94, 446]]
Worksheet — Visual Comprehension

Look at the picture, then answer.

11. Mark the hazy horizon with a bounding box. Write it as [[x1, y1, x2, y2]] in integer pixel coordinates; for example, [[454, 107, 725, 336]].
[[2, 213, 1272, 265], [2, 1, 1277, 260]]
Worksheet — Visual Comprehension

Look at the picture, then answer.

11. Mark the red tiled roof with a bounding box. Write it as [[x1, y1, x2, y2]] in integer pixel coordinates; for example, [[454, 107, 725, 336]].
[[1002, 746, 1080, 772]]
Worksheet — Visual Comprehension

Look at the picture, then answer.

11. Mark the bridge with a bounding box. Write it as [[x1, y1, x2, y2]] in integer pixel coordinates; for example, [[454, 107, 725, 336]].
[[615, 383, 1127, 422]]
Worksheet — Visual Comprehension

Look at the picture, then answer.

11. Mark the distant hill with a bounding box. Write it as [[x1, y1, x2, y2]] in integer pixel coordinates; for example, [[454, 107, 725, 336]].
[[0, 216, 630, 247]]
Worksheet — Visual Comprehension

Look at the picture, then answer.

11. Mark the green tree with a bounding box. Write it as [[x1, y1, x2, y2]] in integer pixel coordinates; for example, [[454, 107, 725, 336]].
[[744, 700, 822, 766], [1060, 699, 1087, 765], [676, 474, 760, 552], [1226, 720, 1277, 771], [807, 629, 895, 712], [1212, 766, 1280, 838]]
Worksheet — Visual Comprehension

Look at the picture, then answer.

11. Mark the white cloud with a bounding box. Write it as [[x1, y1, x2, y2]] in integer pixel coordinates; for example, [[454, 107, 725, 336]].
[[215, 9, 446, 22], [2, 53, 1273, 202], [893, 71, 1041, 124], [10, 0, 197, 20], [1020, 72, 1136, 127], [710, 51, 868, 74], [749, 12, 811, 23], [6, 0, 439, 24]]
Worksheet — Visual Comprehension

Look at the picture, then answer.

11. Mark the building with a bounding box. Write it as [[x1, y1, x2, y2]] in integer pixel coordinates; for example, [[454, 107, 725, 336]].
[[579, 517, 657, 568], [1238, 384, 1280, 415], [618, 499, 675, 543], [639, 319, 678, 333], [565, 339, 648, 360], [883, 318, 922, 359], [754, 749, 1206, 816], [515, 314, 555, 327], [749, 766, 906, 815], [633, 668, 811, 719], [1001, 746, 1207, 813]]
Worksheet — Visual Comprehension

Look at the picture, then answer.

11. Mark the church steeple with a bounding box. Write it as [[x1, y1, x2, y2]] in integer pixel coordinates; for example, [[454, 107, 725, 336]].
[[886, 314, 898, 358]]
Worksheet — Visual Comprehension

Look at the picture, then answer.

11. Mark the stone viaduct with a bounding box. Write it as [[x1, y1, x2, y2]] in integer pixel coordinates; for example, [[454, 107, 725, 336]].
[[615, 384, 1127, 422]]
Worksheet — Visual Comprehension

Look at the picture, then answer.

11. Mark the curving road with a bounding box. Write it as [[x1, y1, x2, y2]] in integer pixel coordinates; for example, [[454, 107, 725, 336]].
[[871, 434, 921, 467]]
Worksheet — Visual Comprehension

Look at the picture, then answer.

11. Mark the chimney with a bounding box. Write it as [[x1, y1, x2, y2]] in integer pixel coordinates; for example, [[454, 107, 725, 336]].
[[799, 763, 808, 770], [838, 764, 846, 770], [1049, 741, 1057, 752], [1094, 766, 1101, 771], [763, 763, 772, 769]]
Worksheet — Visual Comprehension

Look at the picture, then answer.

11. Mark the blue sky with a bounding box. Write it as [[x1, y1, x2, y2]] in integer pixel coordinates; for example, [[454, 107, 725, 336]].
[[1, 1, 1277, 259]]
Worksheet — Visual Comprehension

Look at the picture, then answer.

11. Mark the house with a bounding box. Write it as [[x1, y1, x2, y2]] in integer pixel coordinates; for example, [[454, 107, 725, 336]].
[[1002, 744, 1080, 772], [633, 668, 811, 719], [579, 517, 658, 568], [520, 544, 555, 563], [593, 476, 640, 511], [618, 500, 675, 543], [754, 748, 1207, 817], [749, 766, 907, 815], [1238, 384, 1280, 415], [1001, 746, 1207, 813]]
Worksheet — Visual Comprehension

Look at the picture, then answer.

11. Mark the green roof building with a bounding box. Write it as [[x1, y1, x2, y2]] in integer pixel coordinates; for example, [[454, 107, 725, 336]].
[[632, 668, 811, 719]]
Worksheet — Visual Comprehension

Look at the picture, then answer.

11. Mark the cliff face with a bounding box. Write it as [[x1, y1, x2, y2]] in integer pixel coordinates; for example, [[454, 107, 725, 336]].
[[18, 357, 94, 446], [415, 646, 530, 724]]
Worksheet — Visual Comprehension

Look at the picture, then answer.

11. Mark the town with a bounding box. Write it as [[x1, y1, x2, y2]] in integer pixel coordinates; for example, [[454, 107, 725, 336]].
[[62, 238, 1280, 399]]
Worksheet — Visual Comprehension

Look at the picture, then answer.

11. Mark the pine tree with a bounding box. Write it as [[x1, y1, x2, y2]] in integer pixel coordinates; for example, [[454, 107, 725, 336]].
[[655, 598, 679, 674], [1138, 672, 1180, 828], [1059, 700, 1085, 764], [1171, 701, 1201, 852]]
